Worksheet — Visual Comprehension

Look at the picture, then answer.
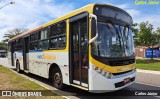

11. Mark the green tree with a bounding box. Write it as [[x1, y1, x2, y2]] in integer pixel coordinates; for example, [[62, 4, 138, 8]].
[[0, 42, 7, 50], [155, 28, 160, 46], [2, 28, 28, 43], [137, 21, 158, 59], [138, 21, 153, 46]]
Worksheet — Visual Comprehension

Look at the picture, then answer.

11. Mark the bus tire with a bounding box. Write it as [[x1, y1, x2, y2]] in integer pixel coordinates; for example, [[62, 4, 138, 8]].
[[52, 67, 64, 89], [16, 61, 22, 73]]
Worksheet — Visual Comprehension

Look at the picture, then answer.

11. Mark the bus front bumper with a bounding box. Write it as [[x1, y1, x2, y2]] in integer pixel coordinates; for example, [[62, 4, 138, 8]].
[[89, 69, 136, 93]]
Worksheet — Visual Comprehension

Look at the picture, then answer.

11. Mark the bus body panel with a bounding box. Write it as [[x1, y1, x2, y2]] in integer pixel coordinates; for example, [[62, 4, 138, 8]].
[[89, 62, 136, 92], [28, 51, 70, 85]]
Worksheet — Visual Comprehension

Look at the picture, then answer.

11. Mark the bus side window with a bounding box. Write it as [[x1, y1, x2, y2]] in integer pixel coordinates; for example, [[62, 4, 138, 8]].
[[30, 32, 39, 50], [40, 29, 48, 40], [39, 40, 49, 50], [38, 29, 49, 50], [49, 21, 66, 49], [57, 36, 66, 49], [30, 42, 38, 50], [50, 38, 57, 49]]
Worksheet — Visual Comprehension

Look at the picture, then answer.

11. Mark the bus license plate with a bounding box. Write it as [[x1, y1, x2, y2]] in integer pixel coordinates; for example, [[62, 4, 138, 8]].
[[124, 78, 130, 84]]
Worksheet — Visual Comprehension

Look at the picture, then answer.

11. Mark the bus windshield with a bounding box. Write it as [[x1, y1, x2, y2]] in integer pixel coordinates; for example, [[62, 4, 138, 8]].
[[92, 22, 135, 58]]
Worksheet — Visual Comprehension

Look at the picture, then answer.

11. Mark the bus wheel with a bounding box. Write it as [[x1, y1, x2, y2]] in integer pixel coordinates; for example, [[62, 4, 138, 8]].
[[16, 61, 22, 73], [52, 68, 64, 89]]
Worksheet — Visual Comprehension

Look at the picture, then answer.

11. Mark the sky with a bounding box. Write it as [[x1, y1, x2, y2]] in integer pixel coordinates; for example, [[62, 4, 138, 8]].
[[0, 0, 160, 41]]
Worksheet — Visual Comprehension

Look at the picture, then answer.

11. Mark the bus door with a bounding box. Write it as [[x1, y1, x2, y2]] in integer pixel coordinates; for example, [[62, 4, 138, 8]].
[[11, 42, 15, 66], [23, 36, 29, 70], [69, 13, 89, 88]]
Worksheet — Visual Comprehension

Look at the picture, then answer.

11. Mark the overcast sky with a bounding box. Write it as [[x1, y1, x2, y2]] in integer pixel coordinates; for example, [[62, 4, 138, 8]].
[[0, 0, 160, 41]]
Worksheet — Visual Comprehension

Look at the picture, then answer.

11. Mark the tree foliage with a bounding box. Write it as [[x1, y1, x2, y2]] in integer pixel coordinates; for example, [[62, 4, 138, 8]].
[[133, 21, 160, 59], [138, 21, 152, 46], [0, 42, 7, 50], [136, 21, 158, 46], [2, 28, 28, 43], [155, 28, 160, 46]]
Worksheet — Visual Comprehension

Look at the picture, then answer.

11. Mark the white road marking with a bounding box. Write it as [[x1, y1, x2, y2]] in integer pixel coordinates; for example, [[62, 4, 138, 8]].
[[137, 69, 160, 75], [136, 82, 160, 88]]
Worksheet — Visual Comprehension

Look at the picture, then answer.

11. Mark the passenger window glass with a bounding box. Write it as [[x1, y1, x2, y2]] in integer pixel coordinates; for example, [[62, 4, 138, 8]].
[[40, 30, 48, 40], [30, 42, 39, 50], [50, 38, 57, 49], [30, 33, 38, 42], [50, 21, 66, 49], [57, 36, 66, 48], [39, 40, 49, 50]]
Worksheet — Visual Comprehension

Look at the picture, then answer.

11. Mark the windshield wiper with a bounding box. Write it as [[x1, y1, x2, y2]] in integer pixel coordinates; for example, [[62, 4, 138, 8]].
[[108, 20, 122, 49], [118, 25, 126, 54], [123, 25, 130, 50]]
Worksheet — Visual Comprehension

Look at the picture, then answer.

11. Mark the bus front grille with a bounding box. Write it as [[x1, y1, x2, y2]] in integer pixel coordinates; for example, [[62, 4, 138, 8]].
[[110, 59, 135, 66]]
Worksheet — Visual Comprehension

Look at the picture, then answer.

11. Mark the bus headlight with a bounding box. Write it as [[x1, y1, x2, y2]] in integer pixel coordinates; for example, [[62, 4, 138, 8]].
[[106, 72, 113, 78], [97, 68, 102, 74], [93, 66, 113, 78], [102, 70, 106, 76]]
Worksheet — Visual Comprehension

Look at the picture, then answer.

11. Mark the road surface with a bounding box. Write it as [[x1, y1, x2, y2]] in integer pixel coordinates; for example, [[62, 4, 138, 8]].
[[0, 58, 160, 99]]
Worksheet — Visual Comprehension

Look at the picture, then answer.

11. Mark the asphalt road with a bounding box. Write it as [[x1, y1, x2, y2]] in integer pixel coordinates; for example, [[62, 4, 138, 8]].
[[0, 58, 160, 99]]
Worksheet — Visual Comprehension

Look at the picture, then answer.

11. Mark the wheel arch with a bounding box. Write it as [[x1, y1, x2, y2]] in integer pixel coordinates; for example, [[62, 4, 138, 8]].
[[49, 63, 62, 79]]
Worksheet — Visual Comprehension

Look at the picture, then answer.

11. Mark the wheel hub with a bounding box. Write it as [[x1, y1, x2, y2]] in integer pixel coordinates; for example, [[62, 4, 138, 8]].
[[54, 73, 61, 84]]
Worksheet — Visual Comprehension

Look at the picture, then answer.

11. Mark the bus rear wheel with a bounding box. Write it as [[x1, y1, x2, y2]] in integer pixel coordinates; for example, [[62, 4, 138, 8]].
[[52, 68, 64, 89]]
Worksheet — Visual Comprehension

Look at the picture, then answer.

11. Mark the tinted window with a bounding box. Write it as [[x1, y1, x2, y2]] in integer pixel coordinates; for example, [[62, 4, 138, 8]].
[[50, 21, 66, 49], [50, 35, 66, 49], [29, 29, 49, 50], [57, 36, 66, 48], [39, 40, 49, 50], [50, 38, 58, 49], [40, 29, 48, 40], [14, 38, 22, 51], [50, 21, 66, 37], [30, 41, 39, 50], [30, 33, 38, 41]]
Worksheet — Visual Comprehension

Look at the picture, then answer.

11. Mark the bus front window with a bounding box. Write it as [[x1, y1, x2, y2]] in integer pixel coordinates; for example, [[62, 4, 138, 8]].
[[92, 22, 135, 58]]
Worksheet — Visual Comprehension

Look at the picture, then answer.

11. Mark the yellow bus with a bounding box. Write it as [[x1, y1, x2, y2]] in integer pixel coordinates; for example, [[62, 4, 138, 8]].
[[8, 4, 136, 93]]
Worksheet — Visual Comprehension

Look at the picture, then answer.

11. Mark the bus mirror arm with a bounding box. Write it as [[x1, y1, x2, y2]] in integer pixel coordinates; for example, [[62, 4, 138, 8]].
[[89, 14, 98, 44], [89, 33, 98, 44]]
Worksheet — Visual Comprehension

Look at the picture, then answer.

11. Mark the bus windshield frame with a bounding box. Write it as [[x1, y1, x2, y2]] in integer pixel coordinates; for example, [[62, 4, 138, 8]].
[[92, 21, 135, 58], [92, 5, 135, 59]]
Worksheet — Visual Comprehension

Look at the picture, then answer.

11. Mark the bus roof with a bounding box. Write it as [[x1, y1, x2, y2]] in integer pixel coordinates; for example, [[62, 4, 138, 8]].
[[8, 3, 126, 42]]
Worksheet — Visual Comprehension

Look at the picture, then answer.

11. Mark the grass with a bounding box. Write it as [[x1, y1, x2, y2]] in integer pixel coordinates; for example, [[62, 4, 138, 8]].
[[0, 65, 65, 99], [136, 58, 160, 71]]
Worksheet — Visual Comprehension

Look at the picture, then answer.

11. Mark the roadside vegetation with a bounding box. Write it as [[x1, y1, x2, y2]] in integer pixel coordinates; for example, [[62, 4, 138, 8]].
[[136, 58, 160, 71], [0, 65, 64, 99]]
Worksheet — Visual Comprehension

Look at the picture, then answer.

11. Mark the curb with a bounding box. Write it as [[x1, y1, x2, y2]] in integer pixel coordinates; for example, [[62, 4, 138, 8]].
[[137, 69, 160, 75]]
